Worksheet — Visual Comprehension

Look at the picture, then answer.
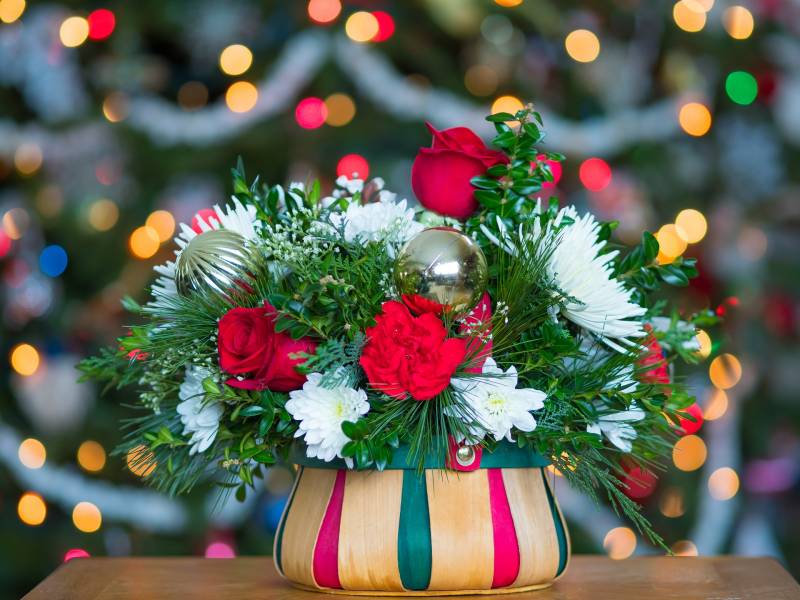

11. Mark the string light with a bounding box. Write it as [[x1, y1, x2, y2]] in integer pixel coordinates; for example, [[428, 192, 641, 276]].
[[579, 158, 612, 192], [345, 11, 379, 43], [14, 143, 42, 175], [77, 441, 107, 473], [87, 8, 115, 40], [72, 502, 102, 533], [324, 93, 356, 126], [709, 353, 742, 389], [219, 44, 253, 76], [725, 71, 758, 105], [678, 102, 712, 136], [18, 492, 46, 526], [671, 540, 699, 556], [565, 29, 600, 63], [18, 438, 46, 469], [59, 16, 89, 48], [225, 81, 258, 113], [307, 0, 341, 24], [129, 226, 160, 259], [675, 208, 707, 243], [145, 210, 176, 242], [127, 445, 156, 477], [0, 0, 26, 24], [39, 245, 68, 277], [102, 92, 129, 122], [708, 467, 739, 500], [88, 199, 119, 231], [603, 527, 636, 560], [694, 329, 712, 359], [673, 0, 706, 32], [10, 343, 40, 376], [673, 434, 707, 472], [703, 388, 728, 421], [723, 6, 754, 40], [337, 154, 369, 179], [295, 97, 328, 129]]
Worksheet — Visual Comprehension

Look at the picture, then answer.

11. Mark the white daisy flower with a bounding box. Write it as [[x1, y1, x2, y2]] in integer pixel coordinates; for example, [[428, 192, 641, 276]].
[[176, 366, 223, 455], [330, 196, 424, 247], [286, 373, 370, 465], [451, 358, 546, 443], [587, 403, 645, 453]]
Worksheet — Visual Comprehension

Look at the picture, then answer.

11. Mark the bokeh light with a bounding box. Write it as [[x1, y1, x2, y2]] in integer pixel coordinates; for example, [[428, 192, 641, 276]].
[[0, 231, 11, 258], [708, 467, 740, 500], [579, 158, 612, 192], [723, 6, 754, 40], [603, 527, 636, 560], [102, 92, 129, 123], [565, 29, 600, 63], [129, 226, 160, 259], [72, 502, 102, 533], [464, 65, 498, 97], [371, 11, 395, 42], [737, 226, 768, 261], [709, 353, 742, 389], [127, 445, 157, 477], [205, 541, 236, 558], [683, 0, 713, 11], [678, 403, 704, 436], [337, 154, 369, 179], [703, 388, 729, 421], [671, 540, 699, 556], [0, 0, 26, 24], [673, 0, 706, 32], [675, 208, 707, 243], [18, 438, 46, 469], [10, 343, 40, 376], [219, 44, 253, 76], [77, 441, 107, 473], [39, 245, 68, 277], [307, 0, 341, 24], [494, 0, 523, 6], [87, 9, 115, 40], [694, 330, 712, 359], [59, 16, 89, 48], [659, 488, 685, 518], [656, 224, 688, 262], [679, 102, 712, 136], [88, 199, 119, 232], [14, 143, 43, 175], [225, 81, 258, 113], [3, 207, 29, 238], [324, 93, 356, 127], [491, 95, 524, 120], [18, 492, 46, 526], [295, 97, 328, 129], [145, 210, 176, 242], [345, 11, 379, 43], [177, 81, 209, 111], [64, 549, 91, 562], [673, 434, 707, 472], [725, 71, 758, 105]]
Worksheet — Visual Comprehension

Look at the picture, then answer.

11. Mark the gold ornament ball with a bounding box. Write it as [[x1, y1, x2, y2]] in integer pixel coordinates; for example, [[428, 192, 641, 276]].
[[455, 444, 477, 467], [175, 229, 263, 299], [394, 227, 488, 315]]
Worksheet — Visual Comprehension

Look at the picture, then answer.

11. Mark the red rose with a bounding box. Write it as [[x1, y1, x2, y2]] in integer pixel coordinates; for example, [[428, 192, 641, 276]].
[[459, 292, 492, 374], [638, 325, 669, 385], [360, 301, 467, 401], [217, 303, 316, 392], [411, 123, 508, 220]]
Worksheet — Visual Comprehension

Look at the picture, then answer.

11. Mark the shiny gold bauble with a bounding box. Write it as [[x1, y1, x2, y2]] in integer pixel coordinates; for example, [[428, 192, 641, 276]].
[[394, 227, 488, 315], [174, 229, 263, 298]]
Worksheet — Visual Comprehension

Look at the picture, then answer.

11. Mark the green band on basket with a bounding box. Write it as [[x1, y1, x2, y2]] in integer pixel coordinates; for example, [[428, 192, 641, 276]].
[[289, 441, 551, 470], [398, 470, 432, 590], [542, 469, 569, 576]]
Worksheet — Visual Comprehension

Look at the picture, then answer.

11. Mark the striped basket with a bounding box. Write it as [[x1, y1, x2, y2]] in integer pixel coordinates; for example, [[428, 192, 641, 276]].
[[274, 441, 570, 596]]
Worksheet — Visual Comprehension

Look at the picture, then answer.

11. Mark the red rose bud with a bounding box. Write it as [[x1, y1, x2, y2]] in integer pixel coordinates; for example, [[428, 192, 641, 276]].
[[459, 292, 492, 374], [217, 303, 316, 392], [411, 123, 508, 220], [639, 325, 669, 385], [677, 402, 704, 436], [360, 301, 467, 401]]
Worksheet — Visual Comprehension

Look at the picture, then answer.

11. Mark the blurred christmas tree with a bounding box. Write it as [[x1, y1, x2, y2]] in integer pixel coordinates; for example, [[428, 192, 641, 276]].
[[2, 0, 799, 596]]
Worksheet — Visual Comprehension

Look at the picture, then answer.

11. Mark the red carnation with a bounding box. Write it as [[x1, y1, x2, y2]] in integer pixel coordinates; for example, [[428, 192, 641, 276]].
[[360, 301, 467, 401], [459, 292, 492, 374], [401, 294, 445, 316], [217, 303, 316, 392], [639, 325, 669, 385], [411, 123, 508, 220]]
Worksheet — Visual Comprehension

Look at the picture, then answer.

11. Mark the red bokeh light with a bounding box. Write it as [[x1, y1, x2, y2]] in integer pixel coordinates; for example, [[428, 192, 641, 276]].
[[0, 231, 11, 258], [678, 403, 704, 436], [87, 9, 116, 41], [579, 157, 612, 192], [191, 208, 218, 233], [337, 154, 370, 179], [536, 154, 562, 189], [64, 548, 91, 562], [371, 11, 395, 42], [295, 97, 328, 130]]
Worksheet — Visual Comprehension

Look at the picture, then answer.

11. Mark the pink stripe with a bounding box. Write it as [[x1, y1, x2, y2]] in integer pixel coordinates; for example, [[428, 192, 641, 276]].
[[488, 469, 520, 588], [312, 469, 346, 589]]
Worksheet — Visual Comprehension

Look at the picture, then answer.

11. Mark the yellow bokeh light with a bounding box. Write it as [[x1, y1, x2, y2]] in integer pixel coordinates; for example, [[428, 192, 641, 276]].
[[59, 16, 89, 48], [72, 501, 102, 533], [679, 102, 712, 137], [709, 353, 742, 389], [127, 445, 157, 477], [656, 224, 688, 260], [3, 207, 29, 239], [18, 438, 46, 469], [491, 95, 525, 126], [0, 0, 26, 24], [708, 467, 739, 500], [694, 329, 712, 359], [10, 343, 40, 376], [495, 0, 523, 6], [671, 540, 699, 556], [18, 492, 46, 526], [219, 44, 253, 76], [324, 93, 356, 127], [129, 226, 160, 259], [14, 142, 43, 175], [307, 0, 342, 24], [683, 0, 713, 11], [565, 29, 601, 63], [464, 64, 498, 97], [345, 11, 379, 43], [673, 0, 706, 32], [675, 208, 707, 244], [659, 487, 685, 518], [673, 434, 707, 472], [145, 210, 175, 243], [77, 440, 107, 473], [703, 388, 729, 421], [723, 6, 754, 40], [88, 199, 119, 232], [225, 81, 258, 113], [102, 92, 129, 123], [603, 527, 637, 560]]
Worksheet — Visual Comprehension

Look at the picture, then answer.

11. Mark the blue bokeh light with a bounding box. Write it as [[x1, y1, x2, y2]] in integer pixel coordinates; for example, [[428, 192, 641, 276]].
[[39, 245, 68, 277]]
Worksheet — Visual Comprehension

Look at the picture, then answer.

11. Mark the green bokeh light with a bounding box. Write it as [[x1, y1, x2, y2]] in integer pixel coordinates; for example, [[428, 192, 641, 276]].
[[725, 71, 758, 105]]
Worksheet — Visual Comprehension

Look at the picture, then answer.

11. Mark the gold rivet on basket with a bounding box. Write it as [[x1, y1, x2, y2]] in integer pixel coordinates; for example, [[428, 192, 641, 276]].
[[455, 445, 476, 467]]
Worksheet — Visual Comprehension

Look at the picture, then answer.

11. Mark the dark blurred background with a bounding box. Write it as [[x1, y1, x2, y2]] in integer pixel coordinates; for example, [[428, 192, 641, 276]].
[[2, 0, 798, 596]]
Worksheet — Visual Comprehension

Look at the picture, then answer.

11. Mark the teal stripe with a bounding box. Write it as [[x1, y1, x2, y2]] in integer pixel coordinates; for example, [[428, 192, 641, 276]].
[[541, 469, 568, 576], [290, 441, 551, 470], [397, 471, 432, 590], [275, 466, 303, 574]]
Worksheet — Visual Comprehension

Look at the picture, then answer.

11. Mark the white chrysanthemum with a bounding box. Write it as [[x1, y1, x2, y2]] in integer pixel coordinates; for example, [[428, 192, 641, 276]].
[[150, 199, 261, 308], [286, 373, 370, 464], [587, 403, 645, 453], [176, 366, 223, 455], [451, 358, 546, 443], [330, 197, 424, 246]]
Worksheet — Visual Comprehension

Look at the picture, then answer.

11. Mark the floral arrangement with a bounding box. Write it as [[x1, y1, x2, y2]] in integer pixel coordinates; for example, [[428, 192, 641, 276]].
[[80, 106, 715, 546]]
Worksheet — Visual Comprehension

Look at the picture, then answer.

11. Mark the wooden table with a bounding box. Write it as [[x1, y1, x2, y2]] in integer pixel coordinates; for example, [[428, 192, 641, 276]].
[[23, 555, 800, 599]]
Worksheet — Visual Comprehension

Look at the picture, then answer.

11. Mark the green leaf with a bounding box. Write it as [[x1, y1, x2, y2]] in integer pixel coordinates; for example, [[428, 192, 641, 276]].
[[341, 420, 359, 439], [238, 405, 265, 417], [658, 264, 689, 286], [486, 112, 515, 123], [470, 175, 500, 189], [474, 190, 502, 209], [235, 484, 247, 502], [642, 231, 659, 263]]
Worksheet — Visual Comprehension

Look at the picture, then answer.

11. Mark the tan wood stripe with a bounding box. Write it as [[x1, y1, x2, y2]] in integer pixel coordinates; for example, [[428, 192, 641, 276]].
[[426, 470, 494, 591], [503, 468, 559, 586], [543, 470, 572, 579], [338, 470, 405, 591], [279, 468, 338, 588]]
